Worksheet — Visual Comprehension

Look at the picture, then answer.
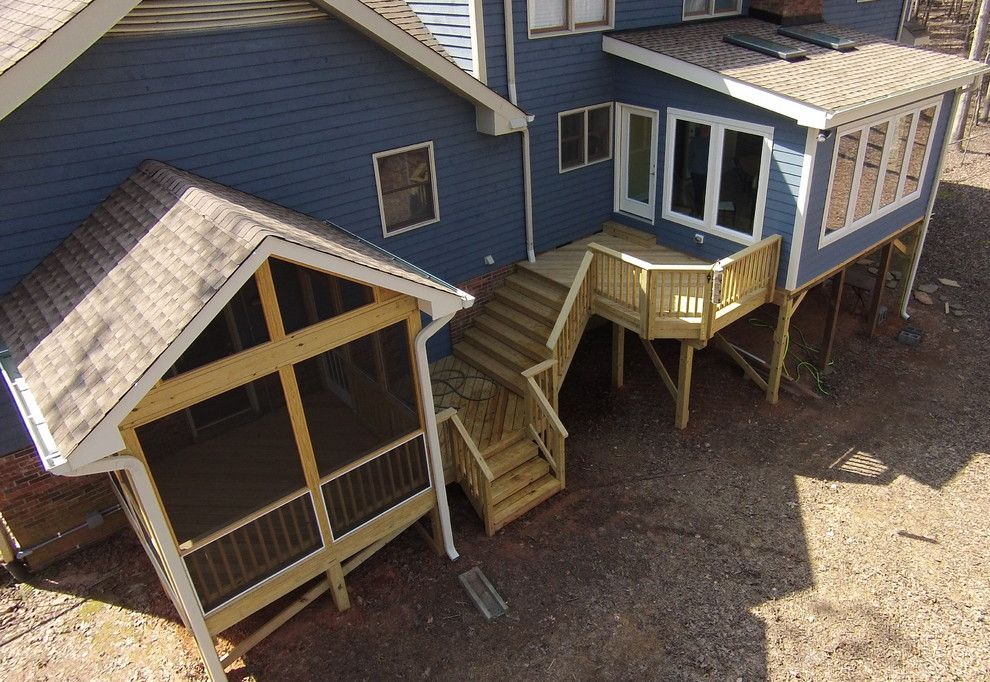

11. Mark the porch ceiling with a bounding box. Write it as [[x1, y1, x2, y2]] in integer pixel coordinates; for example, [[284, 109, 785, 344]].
[[604, 18, 989, 128], [0, 160, 469, 471]]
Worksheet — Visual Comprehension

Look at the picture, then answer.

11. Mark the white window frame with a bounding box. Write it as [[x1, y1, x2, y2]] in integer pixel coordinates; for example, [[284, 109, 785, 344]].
[[527, 0, 614, 39], [558, 102, 614, 173], [819, 96, 942, 248], [372, 141, 440, 238], [682, 0, 742, 21], [662, 108, 773, 246]]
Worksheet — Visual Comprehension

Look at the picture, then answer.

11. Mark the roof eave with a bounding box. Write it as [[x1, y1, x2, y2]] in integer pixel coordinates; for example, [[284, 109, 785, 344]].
[[0, 349, 72, 471]]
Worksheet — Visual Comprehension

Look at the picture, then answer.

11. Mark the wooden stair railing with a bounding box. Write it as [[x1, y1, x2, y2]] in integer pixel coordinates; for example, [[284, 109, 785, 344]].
[[436, 407, 493, 526], [709, 234, 782, 334], [521, 359, 568, 487]]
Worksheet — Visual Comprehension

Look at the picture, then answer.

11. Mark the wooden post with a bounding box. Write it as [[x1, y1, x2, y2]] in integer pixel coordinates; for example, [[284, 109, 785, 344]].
[[611, 323, 625, 390], [767, 296, 794, 404], [674, 341, 694, 430], [819, 268, 846, 371], [868, 242, 893, 337]]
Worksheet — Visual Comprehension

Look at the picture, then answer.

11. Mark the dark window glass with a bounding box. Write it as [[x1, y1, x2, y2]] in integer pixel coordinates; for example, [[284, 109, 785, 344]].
[[560, 111, 585, 169], [671, 119, 711, 220], [377, 145, 437, 233], [587, 106, 611, 163], [269, 258, 373, 334], [716, 129, 765, 236]]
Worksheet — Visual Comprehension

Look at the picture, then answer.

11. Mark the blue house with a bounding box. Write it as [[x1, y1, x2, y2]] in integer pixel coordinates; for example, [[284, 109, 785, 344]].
[[0, 0, 985, 677]]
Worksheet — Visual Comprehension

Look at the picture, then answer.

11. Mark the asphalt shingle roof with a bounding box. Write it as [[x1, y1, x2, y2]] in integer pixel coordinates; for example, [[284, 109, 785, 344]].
[[0, 0, 90, 76]]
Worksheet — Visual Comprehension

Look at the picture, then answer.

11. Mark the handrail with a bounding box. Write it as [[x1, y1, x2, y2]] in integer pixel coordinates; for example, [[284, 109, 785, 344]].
[[521, 358, 556, 377], [712, 234, 781, 270], [524, 374, 568, 438], [586, 242, 713, 272], [546, 250, 595, 350], [436, 407, 494, 481]]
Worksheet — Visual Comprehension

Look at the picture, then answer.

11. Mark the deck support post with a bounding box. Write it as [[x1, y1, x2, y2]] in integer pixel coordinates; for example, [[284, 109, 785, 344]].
[[819, 268, 846, 371], [326, 560, 350, 612], [868, 242, 894, 337], [611, 323, 625, 390], [675, 341, 694, 430], [767, 295, 796, 405]]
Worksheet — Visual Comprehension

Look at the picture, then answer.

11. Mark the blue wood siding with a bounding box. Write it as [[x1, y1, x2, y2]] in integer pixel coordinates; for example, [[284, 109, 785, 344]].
[[613, 63, 807, 285], [408, 0, 474, 72], [797, 90, 953, 285], [823, 0, 905, 38]]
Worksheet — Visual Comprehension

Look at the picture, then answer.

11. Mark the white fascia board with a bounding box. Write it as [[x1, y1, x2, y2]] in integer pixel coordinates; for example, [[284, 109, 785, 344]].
[[0, 350, 68, 470], [603, 36, 831, 128], [0, 0, 142, 123], [785, 128, 818, 290], [308, 0, 528, 135], [66, 236, 472, 470]]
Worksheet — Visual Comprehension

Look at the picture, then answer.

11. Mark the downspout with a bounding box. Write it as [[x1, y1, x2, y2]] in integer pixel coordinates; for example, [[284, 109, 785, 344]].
[[0, 522, 29, 581], [896, 0, 911, 42], [57, 456, 228, 682], [413, 312, 460, 560], [504, 0, 537, 262], [900, 87, 963, 320]]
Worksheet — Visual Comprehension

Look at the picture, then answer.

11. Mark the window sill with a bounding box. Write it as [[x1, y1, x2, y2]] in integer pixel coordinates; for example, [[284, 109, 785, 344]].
[[559, 155, 612, 174], [662, 209, 758, 246], [528, 23, 613, 40], [682, 10, 742, 22], [382, 216, 440, 238]]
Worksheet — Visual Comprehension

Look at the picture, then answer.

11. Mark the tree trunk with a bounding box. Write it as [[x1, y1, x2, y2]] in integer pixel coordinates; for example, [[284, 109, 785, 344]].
[[951, 0, 990, 148]]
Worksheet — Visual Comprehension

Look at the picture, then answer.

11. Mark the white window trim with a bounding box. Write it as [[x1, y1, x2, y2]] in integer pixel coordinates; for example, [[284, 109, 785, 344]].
[[818, 96, 942, 249], [661, 108, 773, 246], [372, 141, 441, 238], [527, 0, 614, 39], [558, 102, 614, 173], [682, 0, 742, 22]]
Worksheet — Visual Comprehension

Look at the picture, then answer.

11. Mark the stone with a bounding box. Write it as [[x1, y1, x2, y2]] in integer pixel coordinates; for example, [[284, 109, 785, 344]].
[[938, 278, 961, 287], [868, 266, 879, 275], [918, 283, 939, 294], [952, 309, 966, 317], [914, 290, 934, 305], [890, 270, 902, 280], [886, 280, 897, 288]]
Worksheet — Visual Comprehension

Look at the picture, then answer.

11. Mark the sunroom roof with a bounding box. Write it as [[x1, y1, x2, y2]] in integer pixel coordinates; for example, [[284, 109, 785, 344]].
[[0, 160, 470, 470], [604, 18, 989, 128]]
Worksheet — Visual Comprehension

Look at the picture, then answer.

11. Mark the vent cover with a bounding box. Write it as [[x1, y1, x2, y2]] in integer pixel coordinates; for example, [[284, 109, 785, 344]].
[[724, 33, 808, 61], [777, 26, 857, 51], [109, 0, 327, 34]]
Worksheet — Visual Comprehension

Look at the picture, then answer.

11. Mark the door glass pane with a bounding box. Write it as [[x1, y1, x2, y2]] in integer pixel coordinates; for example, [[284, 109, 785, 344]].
[[296, 321, 419, 480], [137, 373, 305, 545], [574, 0, 607, 25], [531, 0, 567, 30], [587, 106, 611, 163], [671, 119, 710, 220], [880, 115, 911, 208], [625, 113, 654, 204], [560, 111, 586, 170], [825, 131, 861, 232], [716, 129, 764, 236], [853, 122, 888, 222], [904, 106, 936, 195], [270, 258, 373, 334]]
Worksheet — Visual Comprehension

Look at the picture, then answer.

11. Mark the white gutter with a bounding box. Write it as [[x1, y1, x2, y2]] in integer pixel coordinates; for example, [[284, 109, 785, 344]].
[[55, 455, 228, 682], [900, 87, 963, 320], [413, 312, 460, 560], [502, 0, 536, 262]]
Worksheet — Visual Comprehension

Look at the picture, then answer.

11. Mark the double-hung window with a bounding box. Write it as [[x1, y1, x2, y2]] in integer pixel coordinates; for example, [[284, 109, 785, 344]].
[[373, 141, 440, 237], [821, 98, 940, 246], [559, 103, 613, 172], [528, 0, 612, 37], [683, 0, 741, 20], [663, 109, 773, 244]]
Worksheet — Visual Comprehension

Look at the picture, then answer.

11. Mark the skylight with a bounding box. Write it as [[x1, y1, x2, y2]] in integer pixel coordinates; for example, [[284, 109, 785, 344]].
[[724, 33, 808, 61]]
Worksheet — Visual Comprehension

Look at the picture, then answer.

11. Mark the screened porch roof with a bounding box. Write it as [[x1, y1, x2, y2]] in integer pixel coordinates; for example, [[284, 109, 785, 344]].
[[604, 18, 989, 129], [0, 160, 471, 471]]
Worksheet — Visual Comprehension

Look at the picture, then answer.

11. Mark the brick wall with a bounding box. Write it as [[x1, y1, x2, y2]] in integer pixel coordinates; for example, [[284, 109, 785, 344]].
[[448, 264, 515, 342], [0, 446, 125, 571]]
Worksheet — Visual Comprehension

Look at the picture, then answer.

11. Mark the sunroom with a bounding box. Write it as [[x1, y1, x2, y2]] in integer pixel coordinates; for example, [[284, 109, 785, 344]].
[[0, 161, 472, 681]]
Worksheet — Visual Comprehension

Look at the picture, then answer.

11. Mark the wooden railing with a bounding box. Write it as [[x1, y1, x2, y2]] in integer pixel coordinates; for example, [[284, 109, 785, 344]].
[[521, 360, 568, 487], [712, 234, 782, 318], [546, 250, 596, 382], [436, 408, 492, 524]]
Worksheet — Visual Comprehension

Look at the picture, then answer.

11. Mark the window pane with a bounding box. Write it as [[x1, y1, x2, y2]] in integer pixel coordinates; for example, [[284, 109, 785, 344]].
[[671, 119, 711, 220], [137, 373, 306, 545], [825, 131, 861, 232], [626, 113, 654, 204], [716, 129, 764, 236], [377, 146, 436, 232], [904, 106, 936, 195], [853, 122, 888, 222], [560, 111, 586, 169], [587, 106, 611, 163], [296, 321, 419, 479], [879, 115, 911, 208], [713, 0, 738, 13], [574, 0, 607, 25], [684, 0, 708, 16], [170, 276, 268, 376], [322, 435, 430, 538], [531, 0, 567, 30], [270, 258, 373, 334]]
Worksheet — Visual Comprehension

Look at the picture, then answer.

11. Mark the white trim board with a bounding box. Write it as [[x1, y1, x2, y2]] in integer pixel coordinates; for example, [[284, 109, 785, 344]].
[[372, 140, 441, 238], [785, 128, 818, 289], [602, 35, 987, 130]]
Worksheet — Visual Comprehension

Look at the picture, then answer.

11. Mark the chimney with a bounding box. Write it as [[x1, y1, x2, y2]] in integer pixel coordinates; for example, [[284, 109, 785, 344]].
[[748, 0, 823, 26]]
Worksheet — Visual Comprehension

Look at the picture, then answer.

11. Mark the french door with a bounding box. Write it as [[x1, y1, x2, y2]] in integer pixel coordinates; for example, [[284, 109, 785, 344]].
[[615, 104, 659, 222]]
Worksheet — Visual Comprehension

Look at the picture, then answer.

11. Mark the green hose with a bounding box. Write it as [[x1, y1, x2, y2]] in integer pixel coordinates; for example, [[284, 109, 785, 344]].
[[747, 317, 832, 396]]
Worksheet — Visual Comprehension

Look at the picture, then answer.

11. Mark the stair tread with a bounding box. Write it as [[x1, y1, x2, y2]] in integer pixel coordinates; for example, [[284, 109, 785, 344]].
[[491, 457, 549, 504], [491, 474, 562, 526], [485, 437, 537, 478], [463, 328, 537, 372], [473, 314, 549, 360], [494, 288, 558, 324], [485, 301, 552, 341], [453, 342, 525, 395], [506, 273, 567, 308]]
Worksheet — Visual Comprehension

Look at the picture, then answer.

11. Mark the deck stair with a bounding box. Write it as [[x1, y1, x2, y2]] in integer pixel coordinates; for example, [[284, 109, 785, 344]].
[[436, 221, 782, 535]]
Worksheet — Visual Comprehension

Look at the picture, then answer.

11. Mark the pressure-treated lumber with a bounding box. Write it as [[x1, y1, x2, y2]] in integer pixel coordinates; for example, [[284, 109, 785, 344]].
[[820, 269, 846, 370], [767, 295, 795, 404], [611, 323, 625, 390], [868, 242, 893, 337], [713, 333, 768, 392]]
